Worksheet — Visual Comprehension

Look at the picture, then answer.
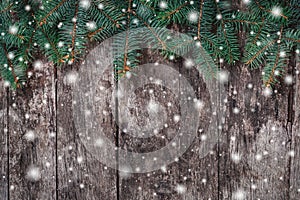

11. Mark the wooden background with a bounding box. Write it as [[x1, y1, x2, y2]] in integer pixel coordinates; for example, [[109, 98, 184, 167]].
[[0, 37, 300, 200]]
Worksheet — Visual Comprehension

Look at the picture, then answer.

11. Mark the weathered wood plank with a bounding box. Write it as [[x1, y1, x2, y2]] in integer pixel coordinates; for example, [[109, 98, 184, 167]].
[[116, 50, 222, 200], [290, 62, 300, 199], [0, 81, 8, 199], [56, 39, 117, 200], [218, 66, 292, 199], [8, 62, 57, 199]]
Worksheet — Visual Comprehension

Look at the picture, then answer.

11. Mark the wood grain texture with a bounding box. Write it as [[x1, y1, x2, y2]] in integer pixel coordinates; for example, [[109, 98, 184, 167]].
[[56, 39, 117, 200], [0, 34, 299, 200], [290, 61, 300, 199], [8, 63, 57, 200], [0, 82, 8, 199]]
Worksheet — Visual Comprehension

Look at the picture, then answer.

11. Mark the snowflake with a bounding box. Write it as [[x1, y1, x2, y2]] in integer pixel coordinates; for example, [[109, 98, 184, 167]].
[[98, 3, 104, 9], [175, 184, 186, 194], [9, 25, 18, 34], [184, 59, 194, 68], [33, 60, 43, 71], [231, 153, 241, 163], [194, 99, 204, 110], [279, 51, 286, 57], [65, 71, 78, 85], [8, 52, 14, 59], [86, 21, 96, 30], [233, 107, 240, 114], [188, 11, 198, 23], [233, 189, 246, 200], [24, 130, 36, 141], [242, 0, 251, 4], [159, 1, 167, 9], [173, 114, 180, 123], [271, 6, 282, 17], [25, 5, 31, 11], [217, 70, 229, 83], [216, 14, 222, 20], [26, 166, 41, 182], [263, 87, 272, 97], [284, 75, 293, 85], [80, 0, 91, 9]]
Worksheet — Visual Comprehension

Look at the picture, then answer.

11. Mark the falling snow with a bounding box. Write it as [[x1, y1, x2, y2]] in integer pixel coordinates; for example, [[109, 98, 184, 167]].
[[26, 166, 41, 182]]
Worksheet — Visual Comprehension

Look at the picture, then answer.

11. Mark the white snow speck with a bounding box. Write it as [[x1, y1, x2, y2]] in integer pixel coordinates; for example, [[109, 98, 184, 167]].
[[217, 70, 229, 83], [231, 153, 241, 163], [9, 25, 18, 34], [284, 75, 293, 85], [159, 1, 167, 9], [271, 6, 282, 17], [216, 14, 222, 20], [263, 87, 272, 97], [188, 11, 198, 23], [173, 114, 180, 123], [80, 0, 90, 9], [26, 166, 41, 182], [233, 189, 246, 200], [24, 130, 36, 142], [175, 184, 186, 194], [65, 71, 78, 85]]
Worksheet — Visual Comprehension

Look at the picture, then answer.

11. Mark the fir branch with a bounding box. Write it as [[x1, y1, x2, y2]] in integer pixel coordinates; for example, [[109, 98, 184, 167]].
[[39, 0, 69, 26], [40, 27, 64, 63], [130, 10, 167, 50], [70, 2, 79, 63], [121, 0, 132, 74], [163, 2, 189, 20], [97, 6, 121, 28], [2, 44, 18, 86], [245, 40, 276, 65], [223, 19, 258, 25], [215, 3, 234, 63], [252, 18, 265, 45], [264, 27, 284, 87], [0, 3, 13, 13], [197, 0, 204, 40], [255, 1, 288, 20], [284, 37, 300, 43], [88, 26, 106, 39]]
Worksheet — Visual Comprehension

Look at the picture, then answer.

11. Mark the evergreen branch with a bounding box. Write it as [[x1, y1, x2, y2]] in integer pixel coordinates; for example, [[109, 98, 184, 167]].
[[130, 10, 167, 50], [88, 26, 106, 39], [215, 3, 234, 63], [264, 28, 284, 87], [163, 2, 189, 20], [252, 18, 265, 45], [138, 0, 156, 12], [39, 0, 69, 26], [2, 44, 18, 86], [40, 27, 64, 63], [122, 0, 132, 74], [97, 6, 121, 28], [70, 2, 79, 63], [201, 34, 222, 55], [0, 3, 13, 13], [245, 40, 276, 65], [284, 37, 300, 43], [255, 1, 288, 20], [223, 19, 258, 25], [197, 0, 204, 40]]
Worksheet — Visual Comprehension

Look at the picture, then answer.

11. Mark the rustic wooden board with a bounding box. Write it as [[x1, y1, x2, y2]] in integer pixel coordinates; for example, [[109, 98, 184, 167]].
[[56, 39, 117, 200], [8, 63, 57, 200], [0, 34, 299, 200], [218, 65, 292, 199], [0, 82, 8, 199], [290, 62, 300, 199]]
